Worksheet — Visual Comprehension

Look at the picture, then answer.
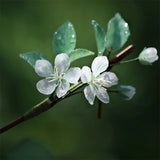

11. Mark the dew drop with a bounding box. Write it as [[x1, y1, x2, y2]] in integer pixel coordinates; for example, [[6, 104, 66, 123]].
[[72, 34, 75, 38], [124, 23, 128, 27], [68, 23, 72, 27], [91, 20, 96, 26], [98, 51, 102, 55]]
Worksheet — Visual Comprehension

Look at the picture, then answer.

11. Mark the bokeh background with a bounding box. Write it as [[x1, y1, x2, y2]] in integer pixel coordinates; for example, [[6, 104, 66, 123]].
[[0, 0, 159, 159]]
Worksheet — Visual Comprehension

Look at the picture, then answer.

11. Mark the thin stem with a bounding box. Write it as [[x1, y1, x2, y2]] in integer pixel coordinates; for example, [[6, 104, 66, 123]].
[[120, 57, 138, 64], [107, 89, 118, 93], [107, 48, 112, 58], [69, 91, 83, 97], [98, 100, 102, 119]]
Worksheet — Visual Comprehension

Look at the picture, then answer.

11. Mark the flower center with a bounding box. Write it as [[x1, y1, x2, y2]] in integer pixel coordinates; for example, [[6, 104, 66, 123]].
[[57, 76, 62, 81], [91, 76, 111, 90]]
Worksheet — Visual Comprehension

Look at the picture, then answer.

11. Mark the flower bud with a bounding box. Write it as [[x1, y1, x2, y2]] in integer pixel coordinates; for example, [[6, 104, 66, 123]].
[[138, 47, 158, 65], [117, 85, 136, 100]]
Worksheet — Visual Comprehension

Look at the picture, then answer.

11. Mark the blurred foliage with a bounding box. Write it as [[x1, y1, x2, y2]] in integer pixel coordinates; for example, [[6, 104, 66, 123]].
[[6, 139, 55, 160], [0, 0, 159, 159]]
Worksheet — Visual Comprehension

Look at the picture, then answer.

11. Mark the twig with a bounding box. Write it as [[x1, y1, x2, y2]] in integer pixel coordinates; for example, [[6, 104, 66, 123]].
[[0, 44, 134, 134], [108, 44, 134, 70]]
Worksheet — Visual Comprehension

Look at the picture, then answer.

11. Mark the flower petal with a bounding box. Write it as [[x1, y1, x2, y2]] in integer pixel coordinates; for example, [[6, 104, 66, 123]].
[[138, 47, 158, 65], [91, 56, 109, 77], [64, 67, 81, 84], [56, 80, 70, 98], [117, 85, 136, 100], [35, 60, 54, 77], [95, 85, 109, 104], [81, 66, 91, 83], [84, 85, 96, 105], [99, 72, 118, 87], [55, 53, 70, 73], [36, 79, 56, 95]]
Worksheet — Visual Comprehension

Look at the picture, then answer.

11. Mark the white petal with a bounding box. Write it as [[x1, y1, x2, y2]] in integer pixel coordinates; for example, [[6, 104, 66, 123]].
[[35, 60, 54, 77], [36, 79, 56, 95], [146, 54, 158, 63], [99, 72, 118, 87], [95, 85, 109, 104], [145, 48, 157, 55], [64, 67, 81, 84], [81, 66, 91, 83], [138, 47, 158, 65], [56, 80, 70, 98], [84, 85, 96, 105], [118, 85, 136, 100], [91, 56, 109, 77], [55, 53, 70, 73]]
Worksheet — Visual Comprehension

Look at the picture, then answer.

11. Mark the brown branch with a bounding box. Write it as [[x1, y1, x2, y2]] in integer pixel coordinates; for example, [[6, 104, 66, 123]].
[[0, 116, 24, 134], [0, 45, 134, 134], [0, 82, 84, 134], [108, 44, 134, 70]]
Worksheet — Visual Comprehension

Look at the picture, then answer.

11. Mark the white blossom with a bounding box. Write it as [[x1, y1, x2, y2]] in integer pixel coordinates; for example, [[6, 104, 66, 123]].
[[81, 56, 118, 105], [138, 47, 158, 65], [117, 85, 136, 100], [35, 53, 81, 98]]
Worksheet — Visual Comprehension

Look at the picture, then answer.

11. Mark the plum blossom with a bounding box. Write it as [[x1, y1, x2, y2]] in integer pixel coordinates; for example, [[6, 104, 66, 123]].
[[35, 53, 81, 98], [81, 56, 118, 105], [138, 47, 158, 65]]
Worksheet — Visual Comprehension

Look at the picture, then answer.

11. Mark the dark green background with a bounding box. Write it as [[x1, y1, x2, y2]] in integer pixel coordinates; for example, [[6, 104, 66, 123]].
[[0, 0, 159, 159]]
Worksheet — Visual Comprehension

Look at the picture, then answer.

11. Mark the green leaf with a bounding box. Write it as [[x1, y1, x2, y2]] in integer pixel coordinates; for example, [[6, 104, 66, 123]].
[[6, 139, 55, 160], [91, 20, 106, 55], [106, 13, 130, 52], [20, 51, 49, 68], [68, 49, 95, 63], [53, 21, 76, 55]]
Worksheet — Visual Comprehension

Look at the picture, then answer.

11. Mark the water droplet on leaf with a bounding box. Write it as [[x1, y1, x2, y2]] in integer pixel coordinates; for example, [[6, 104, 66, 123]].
[[124, 23, 128, 27]]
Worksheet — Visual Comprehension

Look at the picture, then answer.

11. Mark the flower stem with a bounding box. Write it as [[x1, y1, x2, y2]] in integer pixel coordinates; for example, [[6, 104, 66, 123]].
[[120, 57, 138, 64], [107, 89, 118, 93], [98, 100, 102, 119]]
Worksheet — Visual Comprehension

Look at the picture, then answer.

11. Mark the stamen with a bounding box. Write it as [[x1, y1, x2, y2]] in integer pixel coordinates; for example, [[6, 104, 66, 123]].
[[56, 67, 59, 72], [61, 68, 64, 72], [105, 80, 112, 84], [48, 80, 54, 83]]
